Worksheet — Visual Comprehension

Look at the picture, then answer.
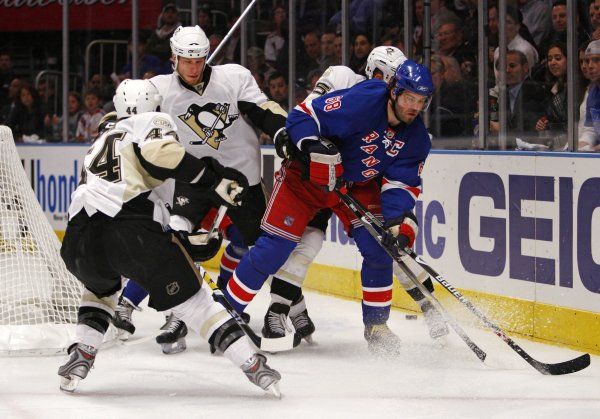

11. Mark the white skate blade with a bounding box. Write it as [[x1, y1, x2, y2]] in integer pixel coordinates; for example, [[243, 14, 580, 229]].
[[303, 334, 315, 345], [264, 381, 282, 398], [60, 375, 80, 393], [160, 338, 186, 355]]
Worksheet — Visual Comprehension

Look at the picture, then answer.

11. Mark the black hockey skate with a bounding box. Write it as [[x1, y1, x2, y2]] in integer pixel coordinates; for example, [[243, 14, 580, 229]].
[[241, 353, 282, 397], [421, 300, 449, 341], [289, 296, 315, 344], [156, 314, 188, 354], [58, 343, 97, 392], [262, 302, 291, 339], [112, 296, 136, 338], [364, 323, 402, 357]]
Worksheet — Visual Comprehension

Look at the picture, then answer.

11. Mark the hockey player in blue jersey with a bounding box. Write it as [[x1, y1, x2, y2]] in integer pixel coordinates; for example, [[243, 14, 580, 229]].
[[222, 60, 435, 354]]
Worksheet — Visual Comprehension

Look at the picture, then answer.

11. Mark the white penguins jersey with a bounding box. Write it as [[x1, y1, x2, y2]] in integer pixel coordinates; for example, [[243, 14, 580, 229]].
[[68, 112, 204, 224], [150, 64, 277, 186], [305, 65, 366, 103]]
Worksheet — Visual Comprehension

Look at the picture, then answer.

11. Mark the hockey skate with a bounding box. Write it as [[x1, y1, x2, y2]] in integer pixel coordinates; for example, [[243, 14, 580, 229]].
[[156, 314, 188, 354], [364, 323, 402, 357], [58, 343, 97, 392], [289, 297, 315, 344], [112, 296, 137, 339], [421, 300, 449, 341], [262, 302, 291, 339], [241, 353, 282, 398]]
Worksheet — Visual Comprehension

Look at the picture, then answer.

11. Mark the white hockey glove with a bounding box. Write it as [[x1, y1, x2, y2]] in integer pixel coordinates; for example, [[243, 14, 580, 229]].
[[181, 229, 224, 262], [381, 213, 419, 254], [301, 138, 344, 191]]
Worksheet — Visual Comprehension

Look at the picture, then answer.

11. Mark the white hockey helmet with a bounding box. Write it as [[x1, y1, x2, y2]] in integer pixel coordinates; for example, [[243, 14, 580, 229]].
[[113, 79, 162, 119], [365, 46, 407, 83], [170, 25, 210, 59]]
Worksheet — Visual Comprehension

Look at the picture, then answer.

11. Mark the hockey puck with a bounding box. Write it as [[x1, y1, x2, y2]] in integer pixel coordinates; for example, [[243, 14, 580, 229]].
[[405, 314, 418, 320]]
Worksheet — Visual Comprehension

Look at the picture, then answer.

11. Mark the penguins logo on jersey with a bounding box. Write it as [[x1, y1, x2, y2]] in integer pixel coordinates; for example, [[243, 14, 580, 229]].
[[179, 103, 238, 150]]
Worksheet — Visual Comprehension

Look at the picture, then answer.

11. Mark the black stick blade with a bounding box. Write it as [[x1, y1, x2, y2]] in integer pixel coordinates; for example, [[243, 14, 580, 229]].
[[533, 353, 591, 375]]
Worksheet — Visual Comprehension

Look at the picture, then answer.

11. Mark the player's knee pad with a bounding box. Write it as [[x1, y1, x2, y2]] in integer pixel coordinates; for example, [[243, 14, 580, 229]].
[[169, 286, 230, 338], [208, 318, 245, 354], [78, 288, 118, 334], [277, 226, 324, 283]]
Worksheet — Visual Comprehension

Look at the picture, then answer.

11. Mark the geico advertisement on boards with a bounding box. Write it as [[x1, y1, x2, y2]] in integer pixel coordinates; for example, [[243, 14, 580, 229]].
[[16, 145, 600, 311]]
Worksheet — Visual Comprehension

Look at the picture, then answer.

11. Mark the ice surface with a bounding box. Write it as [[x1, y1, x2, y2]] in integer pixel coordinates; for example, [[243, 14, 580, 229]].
[[1, 273, 598, 419]]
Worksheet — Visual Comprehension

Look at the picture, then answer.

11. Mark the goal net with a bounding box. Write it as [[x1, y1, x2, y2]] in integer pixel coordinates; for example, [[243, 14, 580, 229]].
[[0, 126, 82, 355]]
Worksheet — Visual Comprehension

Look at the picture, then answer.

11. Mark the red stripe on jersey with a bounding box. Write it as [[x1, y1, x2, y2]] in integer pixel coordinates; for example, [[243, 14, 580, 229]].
[[363, 289, 393, 303], [299, 102, 312, 116], [227, 275, 257, 303]]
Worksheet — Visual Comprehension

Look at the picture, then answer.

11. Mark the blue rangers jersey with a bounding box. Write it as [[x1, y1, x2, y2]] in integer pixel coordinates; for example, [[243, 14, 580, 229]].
[[286, 78, 431, 220]]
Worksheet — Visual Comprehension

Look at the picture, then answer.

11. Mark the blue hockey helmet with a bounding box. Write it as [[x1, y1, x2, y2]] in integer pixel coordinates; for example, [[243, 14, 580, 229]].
[[391, 59, 434, 99]]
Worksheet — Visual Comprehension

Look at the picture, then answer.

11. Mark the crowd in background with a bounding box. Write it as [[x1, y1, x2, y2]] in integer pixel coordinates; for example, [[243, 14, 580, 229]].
[[0, 0, 598, 151]]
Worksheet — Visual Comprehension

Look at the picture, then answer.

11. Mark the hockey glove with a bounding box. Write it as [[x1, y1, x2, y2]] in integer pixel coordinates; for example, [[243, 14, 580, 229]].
[[274, 127, 292, 159], [301, 138, 344, 191], [381, 213, 419, 254], [198, 157, 249, 207], [176, 229, 223, 262]]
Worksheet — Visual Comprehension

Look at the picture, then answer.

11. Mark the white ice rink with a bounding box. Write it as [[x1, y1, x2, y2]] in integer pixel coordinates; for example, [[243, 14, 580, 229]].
[[1, 277, 599, 419]]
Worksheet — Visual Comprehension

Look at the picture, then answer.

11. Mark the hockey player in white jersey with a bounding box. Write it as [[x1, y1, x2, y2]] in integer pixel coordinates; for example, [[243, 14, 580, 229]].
[[58, 79, 281, 396], [264, 46, 450, 348], [113, 25, 293, 352]]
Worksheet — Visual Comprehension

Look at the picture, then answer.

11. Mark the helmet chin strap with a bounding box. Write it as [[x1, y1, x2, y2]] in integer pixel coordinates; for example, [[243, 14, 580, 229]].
[[389, 94, 404, 125]]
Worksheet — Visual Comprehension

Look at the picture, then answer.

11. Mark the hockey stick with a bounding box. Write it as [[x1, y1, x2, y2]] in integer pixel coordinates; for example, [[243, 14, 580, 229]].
[[333, 187, 486, 362], [198, 266, 302, 352], [192, 205, 302, 351], [206, 0, 257, 65], [335, 186, 591, 375]]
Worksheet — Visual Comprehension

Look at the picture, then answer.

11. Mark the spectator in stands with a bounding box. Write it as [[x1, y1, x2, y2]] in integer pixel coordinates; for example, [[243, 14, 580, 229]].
[[0, 77, 22, 124], [224, 11, 242, 63], [252, 71, 267, 93], [0, 52, 13, 108], [6, 84, 46, 142], [430, 0, 460, 51], [350, 33, 372, 74], [413, 0, 425, 57], [297, 31, 322, 81], [580, 40, 600, 151], [320, 30, 337, 70], [329, 0, 386, 35], [37, 79, 58, 119], [591, 0, 600, 41], [147, 3, 182, 62], [333, 32, 345, 66], [76, 90, 105, 143], [197, 3, 214, 37], [306, 68, 323, 91], [208, 33, 228, 65], [493, 5, 539, 80], [518, 0, 552, 48], [267, 72, 288, 109], [247, 47, 275, 85], [264, 4, 286, 66], [578, 46, 594, 149], [119, 37, 169, 80], [489, 50, 548, 141], [538, 1, 589, 58], [434, 20, 477, 80], [429, 55, 476, 138], [535, 43, 568, 146], [46, 91, 83, 143]]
